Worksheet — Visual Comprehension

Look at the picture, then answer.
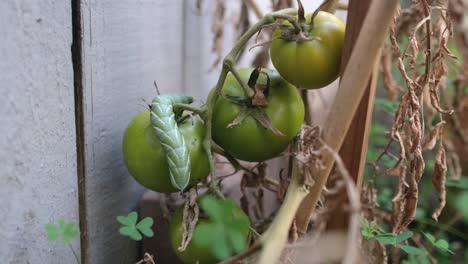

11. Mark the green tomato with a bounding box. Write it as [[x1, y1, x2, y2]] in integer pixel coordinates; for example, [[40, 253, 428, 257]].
[[210, 68, 304, 162], [122, 111, 209, 193], [270, 11, 345, 89], [169, 197, 250, 264]]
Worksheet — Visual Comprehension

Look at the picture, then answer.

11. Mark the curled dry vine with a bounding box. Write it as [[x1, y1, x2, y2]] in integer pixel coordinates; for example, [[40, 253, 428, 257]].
[[372, 0, 462, 237]]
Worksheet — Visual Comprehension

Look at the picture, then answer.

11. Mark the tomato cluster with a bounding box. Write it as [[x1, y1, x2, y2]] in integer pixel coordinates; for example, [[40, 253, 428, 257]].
[[123, 68, 305, 194], [121, 8, 344, 264]]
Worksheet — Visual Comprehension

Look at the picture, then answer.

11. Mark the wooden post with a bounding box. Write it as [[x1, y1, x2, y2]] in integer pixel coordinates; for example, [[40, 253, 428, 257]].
[[326, 0, 379, 229], [295, 0, 398, 233]]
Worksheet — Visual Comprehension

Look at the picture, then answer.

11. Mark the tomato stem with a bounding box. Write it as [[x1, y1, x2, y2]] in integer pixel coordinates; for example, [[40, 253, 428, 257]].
[[230, 67, 254, 98], [273, 14, 302, 34], [309, 0, 339, 28], [172, 103, 206, 118], [257, 138, 309, 264], [202, 8, 297, 192]]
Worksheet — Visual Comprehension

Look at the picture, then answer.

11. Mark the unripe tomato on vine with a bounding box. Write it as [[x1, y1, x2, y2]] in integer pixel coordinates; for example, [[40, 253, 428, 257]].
[[209, 68, 304, 162], [170, 196, 251, 264], [122, 110, 210, 193], [270, 11, 345, 89]]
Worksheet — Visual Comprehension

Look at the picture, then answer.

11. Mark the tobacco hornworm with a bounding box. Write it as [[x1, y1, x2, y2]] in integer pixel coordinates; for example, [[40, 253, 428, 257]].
[[150, 94, 193, 191]]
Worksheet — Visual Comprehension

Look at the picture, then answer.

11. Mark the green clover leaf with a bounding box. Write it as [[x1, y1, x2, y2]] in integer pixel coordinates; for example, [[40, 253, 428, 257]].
[[193, 196, 250, 261], [396, 244, 425, 256], [423, 233, 454, 254], [136, 217, 154, 237], [44, 218, 80, 245], [44, 224, 60, 241], [116, 211, 154, 241]]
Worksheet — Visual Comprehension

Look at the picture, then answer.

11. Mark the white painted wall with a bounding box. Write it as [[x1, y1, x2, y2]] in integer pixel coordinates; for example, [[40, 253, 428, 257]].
[[0, 1, 79, 263], [80, 1, 188, 263]]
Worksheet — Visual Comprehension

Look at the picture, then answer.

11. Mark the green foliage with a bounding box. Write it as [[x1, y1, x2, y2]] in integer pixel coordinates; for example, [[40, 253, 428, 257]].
[[361, 219, 426, 257], [449, 178, 468, 222], [455, 191, 468, 221], [374, 98, 399, 114], [44, 219, 80, 245], [446, 177, 468, 190], [116, 211, 154, 241], [377, 187, 393, 211], [423, 233, 454, 254], [193, 196, 250, 260], [402, 253, 431, 264]]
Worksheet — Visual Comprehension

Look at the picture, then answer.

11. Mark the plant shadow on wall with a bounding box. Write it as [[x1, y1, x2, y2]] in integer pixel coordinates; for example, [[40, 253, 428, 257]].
[[44, 0, 468, 263]]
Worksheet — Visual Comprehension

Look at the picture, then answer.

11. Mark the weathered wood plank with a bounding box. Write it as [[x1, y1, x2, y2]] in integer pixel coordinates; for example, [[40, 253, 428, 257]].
[[0, 1, 79, 263], [80, 1, 185, 262], [327, 0, 378, 229]]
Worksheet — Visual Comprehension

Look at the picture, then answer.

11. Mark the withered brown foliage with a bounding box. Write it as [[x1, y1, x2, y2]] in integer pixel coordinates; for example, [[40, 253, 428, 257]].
[[179, 189, 199, 251], [432, 143, 447, 220], [374, 0, 464, 233]]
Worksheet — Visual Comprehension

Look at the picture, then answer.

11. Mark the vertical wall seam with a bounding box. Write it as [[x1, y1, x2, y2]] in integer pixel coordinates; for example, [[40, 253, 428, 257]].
[[71, 0, 88, 263]]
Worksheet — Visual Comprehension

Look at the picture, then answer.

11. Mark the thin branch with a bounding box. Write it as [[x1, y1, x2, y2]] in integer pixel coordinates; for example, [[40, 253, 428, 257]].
[[172, 103, 206, 117]]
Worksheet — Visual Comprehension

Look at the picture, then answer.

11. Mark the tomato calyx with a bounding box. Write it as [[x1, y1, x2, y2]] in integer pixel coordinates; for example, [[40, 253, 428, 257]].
[[226, 106, 285, 137], [223, 67, 270, 108], [277, 26, 322, 43], [250, 67, 270, 107], [223, 68, 285, 136], [274, 0, 323, 43]]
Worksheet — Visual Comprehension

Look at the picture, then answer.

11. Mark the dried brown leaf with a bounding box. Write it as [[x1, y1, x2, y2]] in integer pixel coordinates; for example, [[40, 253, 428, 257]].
[[396, 180, 418, 233], [422, 121, 445, 151], [413, 146, 425, 183], [386, 159, 405, 177], [178, 189, 199, 251], [380, 45, 401, 101], [432, 143, 447, 221]]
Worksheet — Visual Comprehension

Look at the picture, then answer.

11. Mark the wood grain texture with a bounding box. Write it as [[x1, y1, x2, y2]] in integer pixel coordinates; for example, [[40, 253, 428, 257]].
[[326, 0, 377, 230], [80, 1, 185, 262], [295, 0, 399, 233], [0, 1, 79, 263]]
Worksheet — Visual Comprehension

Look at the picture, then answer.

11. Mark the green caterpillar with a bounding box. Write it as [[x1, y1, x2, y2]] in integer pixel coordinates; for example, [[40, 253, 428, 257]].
[[150, 94, 193, 191]]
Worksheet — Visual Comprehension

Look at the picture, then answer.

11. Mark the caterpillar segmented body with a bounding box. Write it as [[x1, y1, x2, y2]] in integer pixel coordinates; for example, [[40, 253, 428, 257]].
[[150, 94, 194, 191]]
